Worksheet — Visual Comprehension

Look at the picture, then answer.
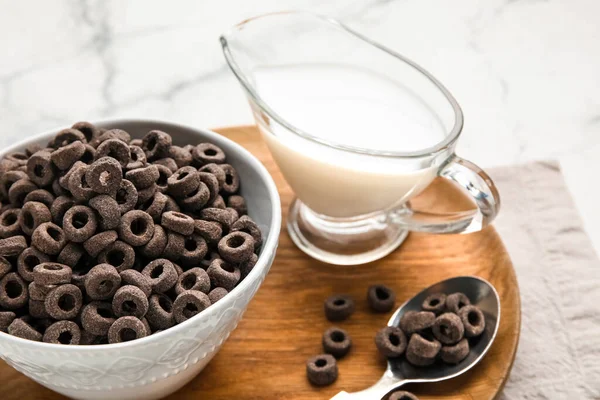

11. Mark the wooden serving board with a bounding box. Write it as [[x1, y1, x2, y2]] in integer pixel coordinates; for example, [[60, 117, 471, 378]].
[[0, 125, 520, 400]]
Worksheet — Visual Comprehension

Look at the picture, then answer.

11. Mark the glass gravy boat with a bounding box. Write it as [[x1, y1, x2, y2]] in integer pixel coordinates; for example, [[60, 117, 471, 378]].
[[221, 11, 500, 265]]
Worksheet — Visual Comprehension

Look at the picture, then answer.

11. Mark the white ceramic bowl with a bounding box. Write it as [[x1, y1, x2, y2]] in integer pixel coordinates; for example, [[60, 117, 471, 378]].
[[0, 120, 281, 399]]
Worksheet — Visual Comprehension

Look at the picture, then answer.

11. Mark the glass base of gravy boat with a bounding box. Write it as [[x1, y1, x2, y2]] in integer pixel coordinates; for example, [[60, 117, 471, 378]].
[[221, 11, 500, 265]]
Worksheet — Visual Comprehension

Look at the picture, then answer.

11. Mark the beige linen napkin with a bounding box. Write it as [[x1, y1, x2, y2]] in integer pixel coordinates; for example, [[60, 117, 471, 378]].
[[490, 161, 600, 399]]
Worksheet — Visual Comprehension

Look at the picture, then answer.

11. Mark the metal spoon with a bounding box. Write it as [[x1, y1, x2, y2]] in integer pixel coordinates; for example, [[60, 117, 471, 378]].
[[331, 276, 501, 400]]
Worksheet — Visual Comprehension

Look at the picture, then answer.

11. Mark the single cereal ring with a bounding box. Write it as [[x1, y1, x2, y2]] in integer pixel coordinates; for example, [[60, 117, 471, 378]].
[[217, 231, 254, 264], [193, 219, 223, 244], [112, 285, 149, 318], [84, 230, 118, 257], [406, 333, 442, 367], [108, 316, 149, 344], [161, 211, 194, 235], [67, 163, 94, 201], [142, 259, 178, 293], [78, 144, 96, 165], [440, 338, 470, 364], [154, 157, 178, 173], [167, 166, 199, 198], [8, 318, 42, 342], [50, 196, 75, 225], [120, 270, 152, 297], [0, 170, 28, 199], [207, 258, 240, 292], [146, 294, 175, 330], [43, 320, 81, 345], [231, 215, 262, 249], [227, 195, 247, 216], [0, 208, 22, 238], [26, 151, 56, 187], [162, 231, 184, 261], [96, 129, 131, 145], [25, 143, 43, 157], [142, 130, 172, 160], [174, 268, 210, 296], [173, 290, 211, 324], [458, 305, 486, 338], [168, 145, 193, 168], [8, 178, 38, 206], [88, 195, 120, 230], [62, 205, 98, 243], [306, 354, 338, 386], [433, 312, 465, 345], [138, 191, 167, 222], [33, 262, 72, 285], [0, 256, 11, 280], [23, 189, 55, 208], [180, 234, 208, 268], [5, 152, 28, 166], [84, 263, 121, 300], [209, 195, 226, 209], [0, 235, 27, 256], [192, 143, 226, 166], [85, 157, 122, 194], [322, 327, 352, 359], [446, 292, 471, 314], [98, 240, 136, 272], [388, 391, 419, 400], [180, 181, 210, 211], [200, 251, 221, 270], [52, 128, 86, 148], [57, 242, 85, 268], [219, 164, 240, 195], [51, 141, 86, 170], [125, 165, 159, 189], [199, 207, 237, 231], [139, 225, 167, 259], [198, 172, 219, 203], [45, 284, 82, 320], [72, 121, 101, 143], [96, 139, 131, 168], [30, 298, 50, 318], [155, 164, 172, 193], [136, 184, 158, 205], [29, 282, 54, 301], [324, 294, 355, 322], [399, 311, 436, 335], [0, 311, 16, 333], [208, 287, 228, 304], [0, 272, 28, 309], [375, 326, 407, 358], [198, 163, 226, 190], [17, 246, 50, 282], [81, 301, 115, 336], [126, 145, 147, 170], [367, 284, 396, 313], [115, 179, 138, 214], [422, 293, 447, 315], [118, 210, 154, 246], [0, 159, 19, 176], [163, 194, 180, 213], [240, 253, 258, 279]]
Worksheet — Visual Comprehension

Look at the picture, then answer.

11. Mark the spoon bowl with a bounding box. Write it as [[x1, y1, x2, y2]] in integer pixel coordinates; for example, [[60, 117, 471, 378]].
[[332, 276, 500, 400]]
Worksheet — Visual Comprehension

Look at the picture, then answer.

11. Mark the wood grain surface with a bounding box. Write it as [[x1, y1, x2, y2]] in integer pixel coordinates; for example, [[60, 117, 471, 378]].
[[0, 125, 521, 400]]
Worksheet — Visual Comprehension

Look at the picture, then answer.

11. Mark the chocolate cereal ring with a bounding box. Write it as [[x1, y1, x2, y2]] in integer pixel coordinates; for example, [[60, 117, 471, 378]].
[[112, 285, 149, 318], [0, 256, 11, 280], [138, 191, 167, 222], [142, 130, 172, 160], [399, 311, 436, 335], [200, 207, 237, 231], [208, 287, 228, 304], [26, 151, 56, 187], [43, 320, 81, 345], [227, 195, 247, 216], [118, 210, 154, 246], [52, 128, 86, 148], [322, 327, 352, 359], [83, 230, 118, 257], [17, 246, 50, 282], [25, 143, 43, 157], [163, 194, 180, 213], [161, 211, 194, 235], [433, 312, 465, 344], [5, 152, 27, 166], [173, 290, 211, 323], [72, 121, 101, 143], [198, 172, 219, 203], [51, 141, 86, 170], [85, 157, 122, 194], [96, 139, 131, 168], [8, 318, 42, 341], [125, 165, 159, 189], [63, 205, 98, 243], [29, 300, 51, 321], [98, 240, 135, 272], [198, 163, 226, 189], [0, 272, 28, 309], [45, 284, 82, 320], [375, 326, 407, 358], [33, 262, 72, 285], [0, 170, 28, 199], [324, 295, 355, 322], [231, 215, 262, 249], [154, 157, 178, 173], [126, 145, 147, 170], [119, 270, 152, 297], [220, 164, 240, 194], [217, 231, 254, 264], [97, 129, 131, 145], [192, 143, 226, 165], [162, 231, 184, 261], [193, 219, 222, 244], [50, 196, 75, 224], [155, 164, 172, 193], [422, 293, 447, 315], [440, 338, 470, 364], [80, 144, 97, 165], [0, 235, 28, 256], [174, 268, 210, 296], [180, 181, 210, 211], [28, 282, 53, 301], [240, 253, 258, 279], [142, 259, 178, 293], [23, 189, 55, 208], [139, 225, 167, 259], [306, 354, 338, 386], [446, 292, 471, 314], [367, 284, 396, 313], [0, 208, 22, 238], [8, 178, 38, 206], [57, 242, 85, 268], [67, 163, 94, 201], [84, 264, 121, 300], [180, 234, 208, 268], [168, 145, 193, 168], [88, 195, 119, 230], [136, 183, 157, 205], [0, 311, 16, 332], [146, 294, 175, 330], [208, 195, 226, 209], [406, 333, 442, 367], [115, 179, 138, 214], [167, 166, 199, 198], [81, 301, 115, 336], [458, 305, 485, 338], [108, 316, 149, 344], [207, 258, 240, 291]]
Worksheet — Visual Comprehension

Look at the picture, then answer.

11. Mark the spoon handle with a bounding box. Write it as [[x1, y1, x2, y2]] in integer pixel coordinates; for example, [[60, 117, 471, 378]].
[[330, 374, 406, 400]]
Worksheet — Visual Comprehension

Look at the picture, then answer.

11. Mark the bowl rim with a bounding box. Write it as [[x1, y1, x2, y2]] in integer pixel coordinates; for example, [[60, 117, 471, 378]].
[[0, 118, 282, 351]]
